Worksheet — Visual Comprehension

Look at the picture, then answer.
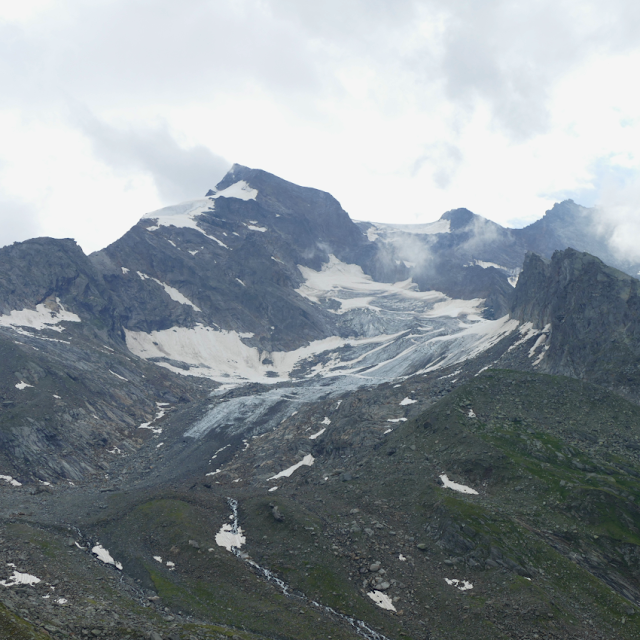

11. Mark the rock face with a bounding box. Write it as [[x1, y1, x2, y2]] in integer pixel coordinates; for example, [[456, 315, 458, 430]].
[[0, 237, 122, 340], [511, 248, 640, 401]]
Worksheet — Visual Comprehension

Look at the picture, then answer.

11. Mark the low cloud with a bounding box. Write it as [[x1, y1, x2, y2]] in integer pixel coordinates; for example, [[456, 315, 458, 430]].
[[594, 177, 640, 267], [74, 111, 231, 202], [412, 142, 463, 189]]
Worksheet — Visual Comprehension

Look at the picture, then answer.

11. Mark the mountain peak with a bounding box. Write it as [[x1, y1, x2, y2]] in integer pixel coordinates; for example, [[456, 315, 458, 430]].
[[439, 207, 478, 231]]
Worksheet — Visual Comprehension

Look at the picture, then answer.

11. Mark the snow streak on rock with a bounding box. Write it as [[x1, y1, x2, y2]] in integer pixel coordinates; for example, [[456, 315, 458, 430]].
[[268, 455, 314, 480]]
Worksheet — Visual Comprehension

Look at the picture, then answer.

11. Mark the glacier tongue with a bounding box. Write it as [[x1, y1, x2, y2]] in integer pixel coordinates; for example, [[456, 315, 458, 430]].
[[178, 256, 520, 441]]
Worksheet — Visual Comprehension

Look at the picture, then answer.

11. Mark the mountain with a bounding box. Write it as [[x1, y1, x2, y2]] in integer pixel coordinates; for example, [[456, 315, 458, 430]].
[[1, 165, 640, 640], [510, 249, 640, 402]]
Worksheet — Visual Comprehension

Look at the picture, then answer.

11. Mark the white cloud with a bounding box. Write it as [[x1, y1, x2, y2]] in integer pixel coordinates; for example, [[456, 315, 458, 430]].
[[1, 0, 640, 251], [72, 109, 230, 203], [594, 176, 640, 264]]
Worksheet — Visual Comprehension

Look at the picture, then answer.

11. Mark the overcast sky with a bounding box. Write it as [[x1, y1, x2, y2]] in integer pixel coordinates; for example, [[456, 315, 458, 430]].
[[1, 0, 640, 254]]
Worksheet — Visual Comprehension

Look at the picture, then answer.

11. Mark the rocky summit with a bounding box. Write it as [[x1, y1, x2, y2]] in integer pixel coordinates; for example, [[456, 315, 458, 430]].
[[1, 165, 639, 640]]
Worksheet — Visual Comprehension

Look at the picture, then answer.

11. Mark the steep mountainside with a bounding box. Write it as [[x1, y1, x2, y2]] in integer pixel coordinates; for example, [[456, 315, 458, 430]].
[[510, 249, 640, 402], [1, 165, 640, 640]]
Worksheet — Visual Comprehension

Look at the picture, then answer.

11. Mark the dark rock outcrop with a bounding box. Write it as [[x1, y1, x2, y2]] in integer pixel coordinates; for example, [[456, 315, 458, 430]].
[[511, 248, 640, 400]]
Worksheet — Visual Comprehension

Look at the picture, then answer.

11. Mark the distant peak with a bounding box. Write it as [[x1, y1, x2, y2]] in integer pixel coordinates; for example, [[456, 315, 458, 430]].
[[212, 164, 256, 193], [440, 208, 479, 231]]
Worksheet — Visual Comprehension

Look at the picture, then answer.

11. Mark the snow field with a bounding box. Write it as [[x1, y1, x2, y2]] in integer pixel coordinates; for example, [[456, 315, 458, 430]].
[[0, 298, 80, 332]]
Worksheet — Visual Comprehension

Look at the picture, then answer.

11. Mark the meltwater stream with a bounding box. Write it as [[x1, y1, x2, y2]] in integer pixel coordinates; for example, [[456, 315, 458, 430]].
[[219, 498, 393, 640]]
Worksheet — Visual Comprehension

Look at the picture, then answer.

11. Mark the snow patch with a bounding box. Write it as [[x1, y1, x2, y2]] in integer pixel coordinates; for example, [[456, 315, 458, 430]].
[[211, 180, 258, 201], [470, 260, 507, 270], [142, 198, 229, 249], [309, 428, 326, 440], [245, 223, 267, 232], [367, 590, 396, 611], [445, 578, 473, 591], [0, 475, 21, 487], [15, 381, 33, 390], [0, 298, 80, 332], [137, 405, 167, 434], [508, 322, 538, 352], [399, 397, 416, 406], [108, 370, 127, 381], [439, 474, 478, 495], [321, 416, 331, 425], [0, 570, 41, 587], [268, 454, 315, 480], [91, 545, 123, 570], [529, 324, 551, 366], [215, 523, 246, 551]]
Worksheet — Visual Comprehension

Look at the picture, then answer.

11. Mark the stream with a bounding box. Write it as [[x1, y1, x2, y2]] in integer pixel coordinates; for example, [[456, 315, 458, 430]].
[[221, 498, 394, 640]]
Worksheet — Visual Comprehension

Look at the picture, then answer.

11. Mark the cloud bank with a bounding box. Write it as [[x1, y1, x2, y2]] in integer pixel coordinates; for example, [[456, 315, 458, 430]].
[[1, 0, 640, 251]]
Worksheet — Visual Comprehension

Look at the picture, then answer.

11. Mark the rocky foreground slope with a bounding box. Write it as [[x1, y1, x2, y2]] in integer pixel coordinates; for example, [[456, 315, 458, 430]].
[[1, 166, 640, 639]]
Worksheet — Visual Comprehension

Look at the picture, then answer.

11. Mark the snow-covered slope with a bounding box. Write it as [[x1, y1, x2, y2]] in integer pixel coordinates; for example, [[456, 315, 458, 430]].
[[124, 254, 518, 388]]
